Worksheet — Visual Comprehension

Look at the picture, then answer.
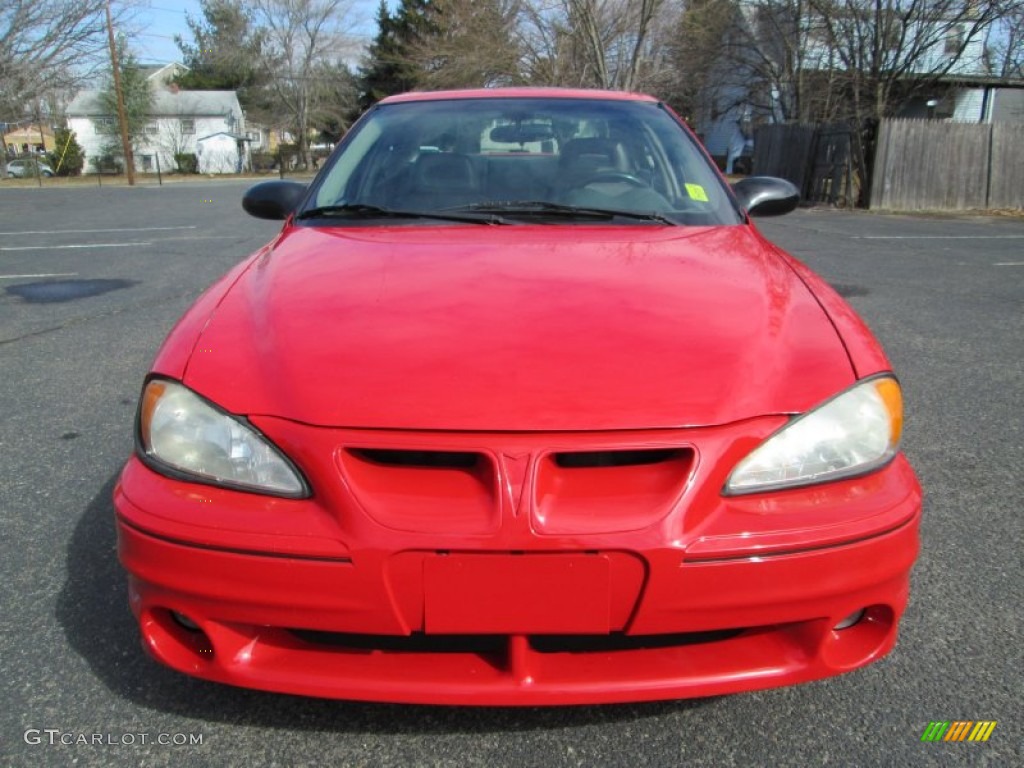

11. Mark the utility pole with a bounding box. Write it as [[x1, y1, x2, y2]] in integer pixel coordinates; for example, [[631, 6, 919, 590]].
[[105, 0, 135, 185]]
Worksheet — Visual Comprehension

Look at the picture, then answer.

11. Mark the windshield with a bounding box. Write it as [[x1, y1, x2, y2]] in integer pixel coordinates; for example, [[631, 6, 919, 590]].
[[304, 97, 742, 226]]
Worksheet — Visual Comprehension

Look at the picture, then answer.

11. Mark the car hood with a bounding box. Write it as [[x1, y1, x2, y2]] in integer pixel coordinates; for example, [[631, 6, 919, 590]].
[[183, 224, 854, 430]]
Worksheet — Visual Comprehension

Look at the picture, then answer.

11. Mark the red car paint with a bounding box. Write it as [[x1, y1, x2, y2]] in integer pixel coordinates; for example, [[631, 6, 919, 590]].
[[178, 225, 853, 431], [115, 88, 921, 705]]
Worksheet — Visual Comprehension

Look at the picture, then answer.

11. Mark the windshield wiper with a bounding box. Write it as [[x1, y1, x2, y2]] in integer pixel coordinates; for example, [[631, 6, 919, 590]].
[[449, 201, 677, 225], [295, 203, 506, 225]]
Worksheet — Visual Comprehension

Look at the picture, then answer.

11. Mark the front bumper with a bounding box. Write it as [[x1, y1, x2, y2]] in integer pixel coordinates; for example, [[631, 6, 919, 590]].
[[115, 421, 921, 705]]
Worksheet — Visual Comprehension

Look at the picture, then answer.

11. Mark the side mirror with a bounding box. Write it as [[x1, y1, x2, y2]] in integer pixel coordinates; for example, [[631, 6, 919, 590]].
[[731, 176, 800, 217], [242, 181, 307, 220]]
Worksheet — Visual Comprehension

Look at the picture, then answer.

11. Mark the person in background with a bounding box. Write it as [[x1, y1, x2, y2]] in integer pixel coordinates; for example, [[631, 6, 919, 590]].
[[725, 119, 747, 175]]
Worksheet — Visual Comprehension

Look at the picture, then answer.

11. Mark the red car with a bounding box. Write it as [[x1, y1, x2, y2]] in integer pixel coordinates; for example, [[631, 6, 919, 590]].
[[114, 88, 921, 705]]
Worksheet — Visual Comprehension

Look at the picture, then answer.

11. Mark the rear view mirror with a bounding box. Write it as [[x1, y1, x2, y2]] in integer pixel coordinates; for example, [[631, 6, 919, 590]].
[[242, 181, 308, 220], [731, 176, 800, 217], [489, 123, 555, 144]]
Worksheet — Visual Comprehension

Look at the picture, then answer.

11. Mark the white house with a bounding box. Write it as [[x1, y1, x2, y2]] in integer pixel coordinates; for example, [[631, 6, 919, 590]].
[[66, 71, 249, 174]]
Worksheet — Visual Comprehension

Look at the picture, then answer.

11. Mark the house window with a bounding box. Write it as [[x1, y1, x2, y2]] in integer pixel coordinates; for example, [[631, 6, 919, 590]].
[[141, 154, 153, 171], [180, 119, 195, 134], [94, 117, 116, 132], [145, 123, 159, 136], [944, 26, 964, 56]]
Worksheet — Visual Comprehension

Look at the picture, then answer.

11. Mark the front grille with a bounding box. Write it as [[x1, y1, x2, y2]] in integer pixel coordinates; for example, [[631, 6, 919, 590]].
[[335, 439, 695, 534], [289, 629, 744, 655]]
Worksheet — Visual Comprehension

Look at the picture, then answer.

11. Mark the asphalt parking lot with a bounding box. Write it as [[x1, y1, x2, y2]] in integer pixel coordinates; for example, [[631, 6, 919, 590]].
[[1, 182, 1021, 767]]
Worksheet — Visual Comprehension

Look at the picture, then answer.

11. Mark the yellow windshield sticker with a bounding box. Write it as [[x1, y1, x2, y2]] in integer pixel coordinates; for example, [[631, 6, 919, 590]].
[[685, 183, 709, 202]]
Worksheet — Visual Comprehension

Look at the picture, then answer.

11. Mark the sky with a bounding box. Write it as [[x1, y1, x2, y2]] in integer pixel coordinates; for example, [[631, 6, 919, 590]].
[[124, 0, 389, 66]]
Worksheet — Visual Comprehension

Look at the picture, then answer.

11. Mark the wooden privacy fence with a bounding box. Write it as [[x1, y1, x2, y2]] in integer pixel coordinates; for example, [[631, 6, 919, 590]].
[[752, 124, 816, 190], [871, 119, 1024, 211], [753, 122, 868, 207]]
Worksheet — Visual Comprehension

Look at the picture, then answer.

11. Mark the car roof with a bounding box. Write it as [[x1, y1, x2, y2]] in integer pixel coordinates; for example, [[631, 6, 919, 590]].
[[378, 87, 660, 105]]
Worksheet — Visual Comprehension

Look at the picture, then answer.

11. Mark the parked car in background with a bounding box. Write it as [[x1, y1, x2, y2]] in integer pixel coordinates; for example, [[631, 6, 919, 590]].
[[115, 88, 921, 706], [6, 158, 54, 178]]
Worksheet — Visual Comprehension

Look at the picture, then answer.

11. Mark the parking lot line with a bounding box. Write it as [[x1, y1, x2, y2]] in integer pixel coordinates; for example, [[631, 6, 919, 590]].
[[0, 243, 152, 251], [0, 226, 196, 236], [0, 273, 78, 279], [856, 235, 1024, 240]]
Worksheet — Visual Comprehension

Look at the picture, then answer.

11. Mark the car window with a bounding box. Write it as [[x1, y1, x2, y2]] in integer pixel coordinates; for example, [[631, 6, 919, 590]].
[[306, 98, 741, 226]]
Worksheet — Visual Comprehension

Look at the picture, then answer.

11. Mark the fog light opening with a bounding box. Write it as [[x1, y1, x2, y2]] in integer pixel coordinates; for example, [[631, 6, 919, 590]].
[[171, 611, 201, 631], [143, 608, 216, 669], [833, 609, 866, 631]]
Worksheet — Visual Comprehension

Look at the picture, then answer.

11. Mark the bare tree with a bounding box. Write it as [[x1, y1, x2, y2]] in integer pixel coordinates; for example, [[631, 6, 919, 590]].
[[0, 0, 113, 118], [517, 0, 672, 90], [251, 0, 359, 168], [563, 0, 671, 90], [805, 0, 1005, 121], [156, 120, 196, 172], [988, 2, 1024, 78], [684, 0, 1010, 125], [517, 1, 577, 84], [410, 0, 526, 89]]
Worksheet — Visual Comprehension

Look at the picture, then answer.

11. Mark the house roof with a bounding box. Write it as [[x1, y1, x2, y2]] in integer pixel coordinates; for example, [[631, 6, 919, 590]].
[[934, 74, 1024, 88], [67, 89, 241, 118], [140, 62, 188, 82], [5, 124, 55, 139], [197, 132, 250, 142]]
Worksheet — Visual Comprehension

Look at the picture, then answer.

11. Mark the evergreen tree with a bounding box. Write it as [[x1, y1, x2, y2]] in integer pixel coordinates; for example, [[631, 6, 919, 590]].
[[97, 41, 153, 163], [173, 0, 268, 112], [46, 127, 85, 176], [355, 0, 436, 115]]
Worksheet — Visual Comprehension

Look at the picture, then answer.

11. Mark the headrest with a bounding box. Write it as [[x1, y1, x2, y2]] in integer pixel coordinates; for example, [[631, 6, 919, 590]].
[[413, 153, 477, 191], [558, 138, 629, 173]]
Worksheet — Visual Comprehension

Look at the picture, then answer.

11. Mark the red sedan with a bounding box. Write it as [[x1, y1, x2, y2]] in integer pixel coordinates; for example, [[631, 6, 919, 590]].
[[114, 88, 921, 705]]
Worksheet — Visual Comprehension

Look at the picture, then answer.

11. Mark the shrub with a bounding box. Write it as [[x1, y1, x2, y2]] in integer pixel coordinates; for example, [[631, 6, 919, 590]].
[[174, 153, 198, 174], [251, 152, 276, 172], [94, 155, 123, 174]]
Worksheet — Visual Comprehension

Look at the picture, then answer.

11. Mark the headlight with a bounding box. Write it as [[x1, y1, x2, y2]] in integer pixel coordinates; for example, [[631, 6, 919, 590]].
[[725, 375, 903, 494], [138, 378, 307, 497]]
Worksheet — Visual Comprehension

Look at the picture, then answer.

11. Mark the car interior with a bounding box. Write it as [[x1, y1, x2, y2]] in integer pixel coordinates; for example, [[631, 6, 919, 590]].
[[310, 98, 737, 224]]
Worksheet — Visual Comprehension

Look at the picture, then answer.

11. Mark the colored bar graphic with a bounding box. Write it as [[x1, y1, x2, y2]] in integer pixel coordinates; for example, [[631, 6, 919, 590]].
[[945, 721, 972, 741], [921, 721, 996, 742], [968, 722, 997, 742]]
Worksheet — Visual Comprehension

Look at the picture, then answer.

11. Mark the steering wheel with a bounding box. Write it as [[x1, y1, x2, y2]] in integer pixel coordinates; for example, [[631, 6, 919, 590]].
[[579, 171, 648, 188]]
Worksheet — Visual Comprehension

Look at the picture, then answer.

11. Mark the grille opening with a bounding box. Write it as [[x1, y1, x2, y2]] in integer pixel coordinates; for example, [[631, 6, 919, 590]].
[[290, 630, 506, 654], [340, 448, 498, 534], [350, 448, 480, 469], [530, 629, 743, 653], [288, 629, 744, 655], [536, 448, 694, 533], [554, 448, 683, 468]]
